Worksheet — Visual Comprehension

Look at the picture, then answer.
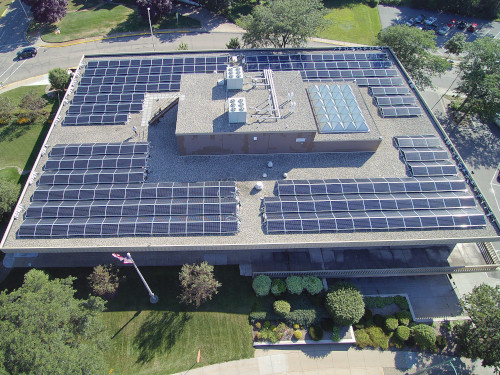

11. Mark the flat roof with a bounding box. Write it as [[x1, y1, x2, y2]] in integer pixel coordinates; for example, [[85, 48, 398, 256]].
[[1, 48, 498, 253]]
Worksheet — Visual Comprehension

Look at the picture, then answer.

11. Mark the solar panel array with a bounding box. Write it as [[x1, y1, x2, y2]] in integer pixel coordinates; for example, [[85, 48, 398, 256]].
[[18, 142, 241, 238], [263, 176, 485, 234], [394, 135, 458, 177]]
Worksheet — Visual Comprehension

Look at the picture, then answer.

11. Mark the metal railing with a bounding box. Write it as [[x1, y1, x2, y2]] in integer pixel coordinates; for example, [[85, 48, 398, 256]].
[[478, 242, 500, 265]]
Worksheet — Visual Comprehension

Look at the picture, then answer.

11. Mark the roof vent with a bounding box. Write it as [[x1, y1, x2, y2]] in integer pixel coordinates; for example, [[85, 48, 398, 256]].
[[226, 66, 244, 90], [228, 97, 247, 123]]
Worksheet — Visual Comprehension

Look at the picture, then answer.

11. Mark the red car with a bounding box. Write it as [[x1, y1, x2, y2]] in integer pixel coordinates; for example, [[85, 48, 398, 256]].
[[447, 19, 456, 27], [467, 23, 478, 32]]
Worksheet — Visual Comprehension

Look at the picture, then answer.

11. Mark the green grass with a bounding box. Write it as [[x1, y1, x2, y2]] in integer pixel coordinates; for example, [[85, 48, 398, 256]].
[[0, 0, 11, 16], [0, 167, 21, 183], [318, 0, 382, 45]]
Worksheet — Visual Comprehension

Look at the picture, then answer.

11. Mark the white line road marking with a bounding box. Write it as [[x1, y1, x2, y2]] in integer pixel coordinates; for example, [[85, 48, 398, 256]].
[[494, 31, 500, 39], [2, 59, 26, 84], [0, 62, 17, 80], [489, 168, 500, 214]]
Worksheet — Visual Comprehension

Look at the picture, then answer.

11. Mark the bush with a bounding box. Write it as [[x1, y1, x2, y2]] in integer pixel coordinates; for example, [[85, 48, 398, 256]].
[[325, 282, 365, 326], [331, 326, 341, 342], [177, 42, 189, 50], [368, 0, 379, 7], [355, 326, 389, 350], [395, 310, 412, 326], [394, 295, 409, 310], [0, 97, 14, 125], [320, 318, 335, 332], [286, 276, 303, 295], [226, 37, 241, 49], [303, 276, 323, 295], [294, 330, 302, 340], [273, 300, 291, 316], [395, 326, 410, 341], [361, 308, 373, 323], [271, 279, 286, 296], [384, 315, 399, 332], [309, 325, 323, 341], [255, 322, 262, 330], [435, 335, 447, 350], [412, 324, 436, 350], [87, 264, 122, 299], [373, 314, 385, 327], [275, 322, 287, 340], [263, 320, 271, 329], [259, 328, 279, 343], [253, 275, 272, 296], [355, 329, 371, 348], [293, 323, 300, 330], [285, 308, 318, 327]]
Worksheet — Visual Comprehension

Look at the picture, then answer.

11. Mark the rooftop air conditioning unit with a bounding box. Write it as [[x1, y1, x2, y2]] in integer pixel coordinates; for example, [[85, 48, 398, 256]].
[[226, 66, 244, 90], [228, 97, 247, 124]]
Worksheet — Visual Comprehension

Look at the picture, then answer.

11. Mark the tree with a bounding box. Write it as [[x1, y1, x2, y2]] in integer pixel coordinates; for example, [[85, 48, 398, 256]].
[[325, 282, 365, 326], [87, 264, 122, 299], [0, 178, 19, 218], [377, 25, 450, 89], [49, 68, 71, 92], [241, 0, 326, 48], [0, 269, 108, 375], [455, 284, 500, 372], [0, 97, 15, 125], [135, 0, 172, 23], [19, 90, 47, 123], [444, 33, 466, 57], [226, 37, 241, 50], [178, 262, 221, 307], [22, 0, 67, 24], [455, 37, 500, 121]]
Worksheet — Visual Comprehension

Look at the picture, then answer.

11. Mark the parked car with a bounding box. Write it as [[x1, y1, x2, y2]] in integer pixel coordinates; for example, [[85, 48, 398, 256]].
[[467, 23, 478, 32], [424, 16, 437, 26], [405, 18, 415, 26], [457, 20, 467, 29], [447, 19, 456, 27], [415, 14, 425, 23], [17, 47, 37, 60], [437, 25, 451, 35]]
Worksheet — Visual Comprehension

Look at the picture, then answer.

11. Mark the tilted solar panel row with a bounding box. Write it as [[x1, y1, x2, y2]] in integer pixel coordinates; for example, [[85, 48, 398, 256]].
[[394, 135, 441, 149], [300, 69, 398, 80], [31, 181, 238, 201], [375, 96, 417, 106], [72, 93, 145, 104], [44, 155, 148, 171], [25, 197, 239, 219], [17, 215, 240, 239], [379, 106, 423, 117], [86, 56, 229, 69], [75, 82, 181, 95], [354, 78, 405, 86], [399, 147, 449, 162], [275, 176, 466, 196], [406, 161, 458, 177], [263, 191, 475, 214], [264, 208, 486, 234], [62, 113, 128, 126], [79, 74, 182, 86], [369, 87, 411, 96], [245, 53, 387, 63], [67, 103, 143, 115], [84, 64, 226, 77], [246, 61, 392, 72], [38, 168, 145, 185], [50, 142, 149, 157]]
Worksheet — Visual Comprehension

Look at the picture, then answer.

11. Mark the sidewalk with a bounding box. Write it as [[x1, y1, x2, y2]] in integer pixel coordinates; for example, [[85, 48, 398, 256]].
[[171, 346, 492, 375]]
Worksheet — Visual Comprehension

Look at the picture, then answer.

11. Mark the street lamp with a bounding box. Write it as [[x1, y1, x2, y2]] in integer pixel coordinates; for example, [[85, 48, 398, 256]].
[[146, 7, 155, 51], [127, 252, 159, 304]]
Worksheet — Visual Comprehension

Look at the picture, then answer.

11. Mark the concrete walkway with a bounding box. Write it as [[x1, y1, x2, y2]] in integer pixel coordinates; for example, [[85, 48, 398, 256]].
[[171, 346, 492, 375]]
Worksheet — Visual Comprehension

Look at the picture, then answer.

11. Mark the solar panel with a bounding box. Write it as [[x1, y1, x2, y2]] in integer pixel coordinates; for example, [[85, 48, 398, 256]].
[[406, 161, 458, 177], [379, 106, 423, 117], [375, 96, 417, 106], [31, 181, 238, 201], [263, 191, 475, 213], [72, 93, 145, 104], [44, 155, 148, 171], [275, 177, 467, 196], [67, 102, 143, 115], [394, 135, 441, 148], [25, 197, 239, 218], [355, 78, 405, 86], [17, 215, 240, 238], [38, 169, 145, 185], [369, 87, 411, 96], [50, 142, 148, 157], [62, 113, 128, 126], [399, 148, 449, 162], [264, 208, 486, 234]]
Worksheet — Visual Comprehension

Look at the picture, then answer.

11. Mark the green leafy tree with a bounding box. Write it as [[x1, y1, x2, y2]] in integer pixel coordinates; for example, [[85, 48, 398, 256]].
[[444, 33, 466, 57], [0, 178, 20, 217], [19, 90, 47, 123], [325, 282, 365, 326], [0, 97, 15, 125], [0, 269, 108, 375], [178, 262, 221, 307], [87, 264, 122, 299], [49, 68, 71, 92], [377, 25, 450, 89], [241, 0, 326, 48], [253, 274, 272, 296], [455, 284, 500, 372], [226, 37, 241, 50], [455, 37, 500, 122]]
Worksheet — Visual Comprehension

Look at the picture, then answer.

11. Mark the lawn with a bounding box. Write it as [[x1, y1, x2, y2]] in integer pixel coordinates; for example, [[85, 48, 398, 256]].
[[40, 1, 200, 43], [318, 0, 382, 45], [0, 86, 57, 184], [0, 0, 11, 16]]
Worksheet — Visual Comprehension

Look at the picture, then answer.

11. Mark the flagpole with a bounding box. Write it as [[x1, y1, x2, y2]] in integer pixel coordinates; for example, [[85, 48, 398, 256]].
[[127, 253, 159, 304]]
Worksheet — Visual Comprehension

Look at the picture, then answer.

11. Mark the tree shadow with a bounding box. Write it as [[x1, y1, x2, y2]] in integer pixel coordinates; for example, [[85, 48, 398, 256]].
[[133, 310, 191, 364], [394, 351, 478, 374], [323, 0, 369, 9], [107, 11, 149, 36]]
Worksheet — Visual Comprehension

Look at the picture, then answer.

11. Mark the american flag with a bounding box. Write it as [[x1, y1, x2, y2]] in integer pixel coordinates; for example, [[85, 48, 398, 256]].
[[112, 253, 133, 264]]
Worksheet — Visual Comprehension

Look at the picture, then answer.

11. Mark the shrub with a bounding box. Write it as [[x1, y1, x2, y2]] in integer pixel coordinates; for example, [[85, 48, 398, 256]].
[[273, 300, 291, 316], [271, 279, 286, 296], [435, 335, 447, 350], [303, 276, 323, 295], [294, 330, 302, 340], [355, 329, 372, 348], [325, 282, 365, 326], [368, 0, 379, 7], [412, 324, 436, 350], [16, 116, 30, 125], [361, 308, 373, 323], [270, 325, 276, 331], [87, 264, 121, 299], [177, 42, 189, 50], [384, 315, 399, 332], [395, 310, 412, 326], [383, 296, 394, 305], [394, 295, 409, 310], [275, 322, 287, 340], [331, 326, 341, 342], [0, 97, 14, 125], [373, 314, 385, 327], [293, 323, 300, 330], [285, 308, 318, 327], [259, 328, 279, 343], [263, 320, 271, 329], [250, 311, 269, 323], [320, 317, 335, 332], [395, 326, 410, 341], [366, 326, 389, 350], [309, 325, 323, 341], [255, 322, 262, 330], [253, 275, 272, 296], [226, 37, 241, 49], [286, 276, 304, 295]]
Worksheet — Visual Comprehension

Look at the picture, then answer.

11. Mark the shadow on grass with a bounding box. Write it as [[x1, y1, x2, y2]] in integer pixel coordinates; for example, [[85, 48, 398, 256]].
[[107, 11, 148, 35], [323, 0, 370, 9], [112, 310, 142, 339], [133, 310, 191, 364]]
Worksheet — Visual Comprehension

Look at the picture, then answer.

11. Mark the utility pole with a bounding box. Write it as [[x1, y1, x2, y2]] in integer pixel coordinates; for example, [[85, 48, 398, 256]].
[[127, 252, 159, 304], [146, 8, 156, 51]]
